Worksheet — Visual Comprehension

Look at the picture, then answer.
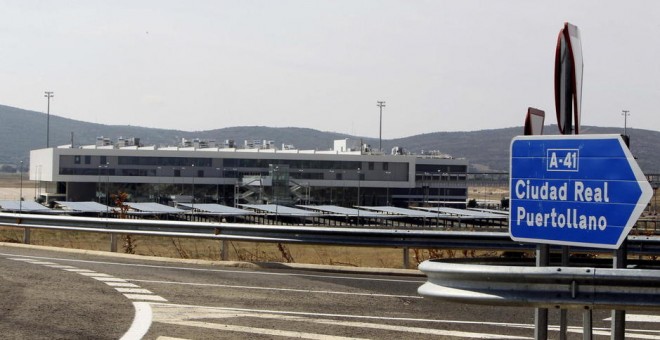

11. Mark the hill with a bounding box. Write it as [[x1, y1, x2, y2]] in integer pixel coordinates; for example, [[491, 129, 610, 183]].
[[1, 104, 658, 173]]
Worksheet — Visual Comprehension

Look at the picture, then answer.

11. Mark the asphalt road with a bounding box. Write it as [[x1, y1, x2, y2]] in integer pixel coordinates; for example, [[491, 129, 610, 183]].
[[2, 243, 660, 339]]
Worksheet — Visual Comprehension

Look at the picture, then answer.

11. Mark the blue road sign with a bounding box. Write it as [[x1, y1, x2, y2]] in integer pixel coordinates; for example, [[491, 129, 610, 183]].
[[509, 134, 653, 249]]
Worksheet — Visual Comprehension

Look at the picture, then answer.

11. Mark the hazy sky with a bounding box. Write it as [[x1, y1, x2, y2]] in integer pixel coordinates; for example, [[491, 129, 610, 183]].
[[1, 1, 658, 138]]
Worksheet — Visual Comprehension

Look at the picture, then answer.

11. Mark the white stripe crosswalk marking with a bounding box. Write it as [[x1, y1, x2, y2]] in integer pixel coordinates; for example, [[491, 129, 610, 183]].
[[115, 288, 153, 294], [123, 294, 168, 302]]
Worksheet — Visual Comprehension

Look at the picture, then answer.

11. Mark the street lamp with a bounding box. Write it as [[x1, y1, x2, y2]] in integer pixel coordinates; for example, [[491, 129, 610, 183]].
[[328, 169, 335, 204], [98, 163, 109, 215], [274, 166, 279, 223], [424, 172, 430, 204], [191, 164, 195, 214], [356, 167, 361, 225], [216, 167, 221, 204], [385, 171, 391, 206], [19, 161, 23, 213], [156, 166, 161, 203], [44, 91, 54, 148], [377, 101, 386, 152], [622, 110, 630, 137]]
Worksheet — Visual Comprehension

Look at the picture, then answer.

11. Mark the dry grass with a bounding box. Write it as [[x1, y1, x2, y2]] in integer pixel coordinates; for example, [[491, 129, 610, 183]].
[[0, 226, 499, 268]]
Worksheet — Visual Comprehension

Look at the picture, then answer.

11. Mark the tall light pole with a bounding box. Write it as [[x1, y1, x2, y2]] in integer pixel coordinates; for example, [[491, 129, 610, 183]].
[[377, 101, 386, 152], [385, 171, 391, 206], [328, 169, 334, 204], [356, 167, 361, 225], [216, 168, 221, 204], [98, 163, 109, 214], [156, 166, 161, 203], [19, 161, 23, 213], [274, 166, 279, 223], [44, 91, 54, 148], [191, 164, 195, 215], [622, 110, 630, 137]]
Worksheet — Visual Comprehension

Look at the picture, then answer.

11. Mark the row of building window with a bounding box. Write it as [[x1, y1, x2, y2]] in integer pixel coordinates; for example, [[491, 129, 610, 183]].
[[70, 155, 402, 172], [61, 167, 377, 181]]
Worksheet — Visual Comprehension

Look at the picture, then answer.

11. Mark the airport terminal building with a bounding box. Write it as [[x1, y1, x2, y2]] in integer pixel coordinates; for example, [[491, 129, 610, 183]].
[[29, 138, 468, 208]]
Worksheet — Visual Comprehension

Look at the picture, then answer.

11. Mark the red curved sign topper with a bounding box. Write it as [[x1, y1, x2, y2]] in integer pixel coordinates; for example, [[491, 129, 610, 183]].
[[554, 23, 584, 135]]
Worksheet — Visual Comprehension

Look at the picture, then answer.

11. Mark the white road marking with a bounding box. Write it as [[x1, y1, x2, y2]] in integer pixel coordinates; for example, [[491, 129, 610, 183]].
[[44, 265, 77, 269], [123, 294, 168, 302], [106, 282, 141, 288], [164, 320, 369, 340], [128, 278, 422, 299], [78, 272, 113, 277], [6, 253, 660, 339], [120, 302, 153, 340], [608, 314, 660, 323], [115, 288, 154, 294], [150, 303, 531, 339], [1, 253, 422, 283], [63, 268, 96, 272], [93, 277, 129, 282], [4, 254, 162, 339]]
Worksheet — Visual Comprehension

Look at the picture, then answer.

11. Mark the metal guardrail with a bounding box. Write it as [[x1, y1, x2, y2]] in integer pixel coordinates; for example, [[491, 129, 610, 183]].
[[0, 212, 522, 249], [417, 260, 660, 310], [2, 212, 660, 256]]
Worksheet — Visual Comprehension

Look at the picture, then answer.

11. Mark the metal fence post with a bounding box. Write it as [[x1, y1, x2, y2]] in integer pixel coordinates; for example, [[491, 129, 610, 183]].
[[110, 234, 118, 252], [583, 309, 593, 340], [560, 246, 569, 340], [23, 227, 31, 244], [221, 240, 229, 261], [611, 241, 627, 340], [403, 247, 410, 269], [535, 244, 549, 340]]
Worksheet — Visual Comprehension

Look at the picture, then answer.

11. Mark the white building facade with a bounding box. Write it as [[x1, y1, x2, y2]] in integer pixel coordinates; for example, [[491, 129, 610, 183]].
[[29, 141, 468, 207]]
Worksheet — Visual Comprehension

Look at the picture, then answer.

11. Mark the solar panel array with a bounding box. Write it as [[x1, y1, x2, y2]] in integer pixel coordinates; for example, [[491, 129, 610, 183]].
[[0, 200, 52, 212], [298, 205, 390, 218], [124, 202, 185, 214], [414, 206, 507, 220], [56, 201, 110, 213], [358, 206, 440, 218], [0, 199, 509, 222], [240, 204, 318, 217], [177, 203, 253, 216]]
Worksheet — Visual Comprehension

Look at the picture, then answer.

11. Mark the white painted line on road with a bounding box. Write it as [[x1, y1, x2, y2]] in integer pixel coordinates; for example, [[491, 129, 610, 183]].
[[44, 265, 77, 269], [3, 254, 423, 283], [28, 261, 58, 265], [120, 302, 153, 340], [123, 294, 168, 302], [8, 257, 39, 261], [127, 278, 423, 299], [164, 319, 369, 340], [151, 302, 535, 328], [93, 277, 129, 282], [63, 268, 96, 272], [78, 272, 113, 277], [4, 254, 160, 339], [115, 288, 154, 294], [608, 314, 660, 323], [106, 282, 141, 288], [150, 303, 530, 339]]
